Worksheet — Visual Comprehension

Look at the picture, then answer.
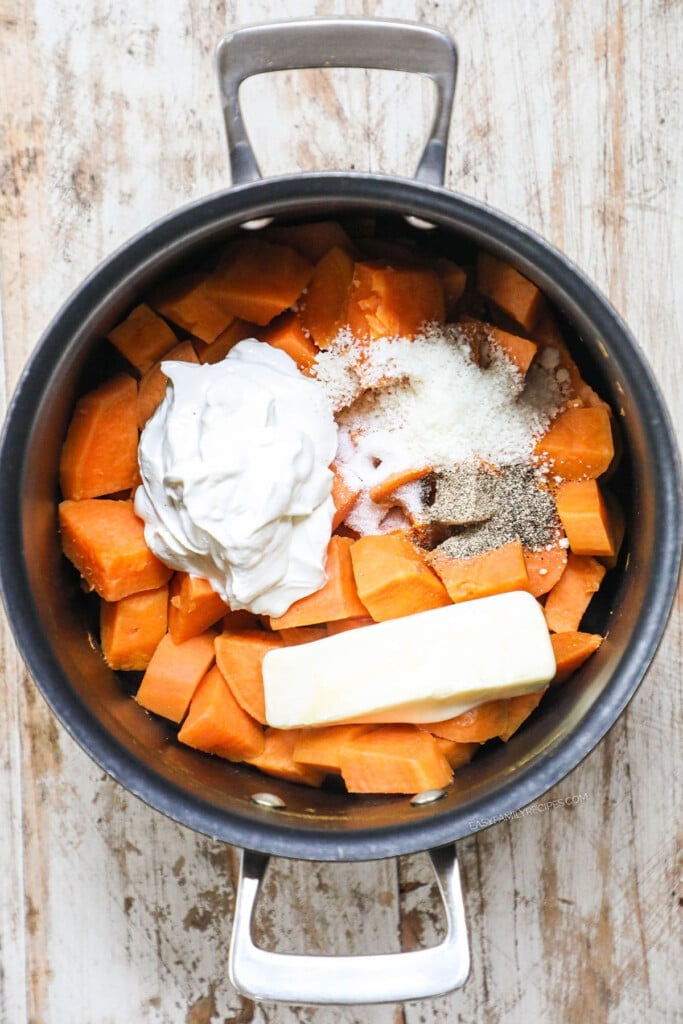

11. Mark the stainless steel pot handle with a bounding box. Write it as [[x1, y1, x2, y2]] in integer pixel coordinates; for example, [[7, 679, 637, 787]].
[[228, 844, 469, 1005], [215, 18, 457, 188]]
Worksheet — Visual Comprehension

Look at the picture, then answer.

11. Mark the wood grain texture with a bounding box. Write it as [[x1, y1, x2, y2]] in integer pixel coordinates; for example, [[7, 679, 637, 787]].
[[0, 0, 680, 1021]]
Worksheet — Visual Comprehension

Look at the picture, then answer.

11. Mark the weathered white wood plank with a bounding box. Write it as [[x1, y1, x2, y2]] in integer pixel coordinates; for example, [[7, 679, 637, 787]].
[[1, 0, 419, 1021], [399, 1, 683, 1022], [0, 0, 680, 1021]]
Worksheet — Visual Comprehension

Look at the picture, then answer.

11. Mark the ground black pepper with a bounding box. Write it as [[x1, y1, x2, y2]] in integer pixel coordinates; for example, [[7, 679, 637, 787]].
[[428, 465, 559, 559], [422, 464, 499, 526]]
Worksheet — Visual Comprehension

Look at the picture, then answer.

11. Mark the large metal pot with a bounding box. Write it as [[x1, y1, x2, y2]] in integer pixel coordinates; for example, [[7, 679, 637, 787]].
[[0, 18, 680, 1005]]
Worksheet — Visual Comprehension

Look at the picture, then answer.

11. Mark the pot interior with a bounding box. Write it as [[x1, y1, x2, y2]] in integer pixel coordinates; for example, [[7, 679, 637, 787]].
[[7, 178, 680, 859]]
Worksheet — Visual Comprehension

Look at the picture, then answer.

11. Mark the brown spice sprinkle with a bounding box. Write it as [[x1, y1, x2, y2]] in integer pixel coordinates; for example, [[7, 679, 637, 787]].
[[422, 463, 499, 526], [426, 464, 560, 559]]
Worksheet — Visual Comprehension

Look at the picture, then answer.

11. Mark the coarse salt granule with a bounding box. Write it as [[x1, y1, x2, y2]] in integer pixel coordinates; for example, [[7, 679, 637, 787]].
[[311, 332, 363, 411], [337, 323, 561, 466]]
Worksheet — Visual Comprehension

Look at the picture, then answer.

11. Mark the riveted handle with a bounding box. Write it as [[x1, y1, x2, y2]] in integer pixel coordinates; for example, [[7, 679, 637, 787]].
[[228, 843, 470, 1005], [215, 17, 457, 187]]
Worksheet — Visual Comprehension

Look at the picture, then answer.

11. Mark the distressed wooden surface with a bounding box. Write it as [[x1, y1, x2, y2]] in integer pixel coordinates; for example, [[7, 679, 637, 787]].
[[1, 0, 681, 1021]]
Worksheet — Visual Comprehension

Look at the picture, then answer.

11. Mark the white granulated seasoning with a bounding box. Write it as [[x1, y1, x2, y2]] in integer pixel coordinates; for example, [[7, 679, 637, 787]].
[[313, 322, 570, 538], [311, 331, 363, 411], [328, 324, 561, 461]]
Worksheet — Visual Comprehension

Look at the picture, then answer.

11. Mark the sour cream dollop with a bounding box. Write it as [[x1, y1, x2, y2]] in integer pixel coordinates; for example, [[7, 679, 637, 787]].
[[135, 339, 337, 617]]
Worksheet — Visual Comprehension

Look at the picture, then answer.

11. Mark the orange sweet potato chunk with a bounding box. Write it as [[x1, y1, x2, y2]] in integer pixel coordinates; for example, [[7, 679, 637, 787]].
[[544, 552, 606, 633], [197, 319, 258, 364], [300, 245, 355, 347], [264, 220, 354, 262], [107, 304, 178, 374], [429, 539, 530, 604], [339, 725, 453, 794], [277, 625, 328, 646], [293, 724, 372, 773], [477, 252, 543, 331], [270, 536, 368, 629], [498, 689, 547, 741], [245, 727, 326, 787], [178, 664, 265, 760], [148, 272, 236, 343], [533, 309, 610, 412], [489, 325, 538, 375], [551, 631, 603, 684], [59, 499, 172, 602], [60, 374, 139, 500], [100, 584, 168, 671], [369, 465, 433, 505], [350, 532, 450, 621], [207, 238, 313, 325], [135, 630, 217, 723], [429, 700, 510, 743], [431, 257, 467, 318], [523, 544, 568, 597], [214, 629, 283, 724], [431, 737, 479, 770], [600, 492, 625, 570], [331, 466, 360, 530], [325, 616, 375, 635], [261, 311, 319, 372], [137, 340, 199, 429], [221, 609, 261, 632], [534, 407, 614, 480], [169, 573, 230, 644], [347, 262, 445, 340], [555, 479, 615, 557]]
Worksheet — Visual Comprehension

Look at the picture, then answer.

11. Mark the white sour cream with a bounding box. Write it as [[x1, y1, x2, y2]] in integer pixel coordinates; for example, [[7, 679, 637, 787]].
[[135, 339, 337, 617]]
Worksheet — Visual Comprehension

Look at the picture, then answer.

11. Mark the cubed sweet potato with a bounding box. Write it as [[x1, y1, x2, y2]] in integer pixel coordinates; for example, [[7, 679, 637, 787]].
[[339, 725, 453, 794], [261, 311, 319, 372], [551, 631, 603, 684], [544, 552, 606, 632], [270, 536, 368, 629], [59, 499, 172, 601], [429, 700, 509, 743], [350, 532, 450, 621], [214, 629, 284, 724], [534, 407, 614, 480], [107, 304, 178, 374], [197, 319, 257, 364], [498, 689, 547, 741], [347, 263, 445, 340], [523, 544, 568, 597], [245, 727, 326, 787], [136, 340, 199, 430], [100, 584, 168, 671], [178, 664, 265, 760], [60, 374, 139, 500], [477, 252, 543, 331], [293, 724, 372, 773], [169, 573, 230, 644], [206, 238, 313, 325], [429, 539, 530, 604], [148, 272, 236, 343], [300, 245, 355, 348], [135, 629, 217, 723], [555, 479, 616, 557], [263, 220, 354, 262]]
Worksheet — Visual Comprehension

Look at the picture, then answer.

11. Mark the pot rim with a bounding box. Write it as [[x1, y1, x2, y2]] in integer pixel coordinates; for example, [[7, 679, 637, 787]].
[[1, 172, 681, 861]]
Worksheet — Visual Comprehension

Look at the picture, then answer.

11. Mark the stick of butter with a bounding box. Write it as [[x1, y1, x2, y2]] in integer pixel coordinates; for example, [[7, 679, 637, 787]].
[[263, 591, 556, 729]]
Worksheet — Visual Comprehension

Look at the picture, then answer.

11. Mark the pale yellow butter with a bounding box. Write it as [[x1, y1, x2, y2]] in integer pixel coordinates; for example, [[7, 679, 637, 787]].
[[263, 591, 556, 729]]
